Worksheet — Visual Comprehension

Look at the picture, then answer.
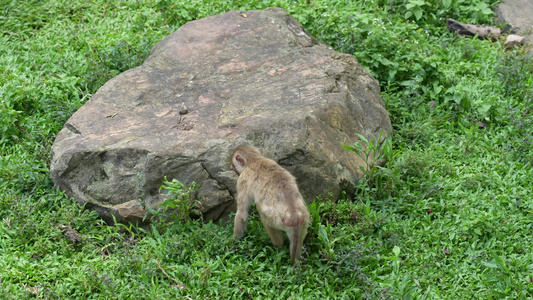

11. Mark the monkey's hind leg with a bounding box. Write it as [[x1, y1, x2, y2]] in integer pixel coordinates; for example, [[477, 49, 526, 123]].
[[264, 225, 284, 247], [286, 224, 308, 262], [295, 225, 308, 260], [258, 213, 284, 247]]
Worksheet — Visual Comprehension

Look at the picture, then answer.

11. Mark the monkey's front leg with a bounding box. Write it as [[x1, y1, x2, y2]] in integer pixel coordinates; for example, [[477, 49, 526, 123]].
[[234, 193, 251, 240]]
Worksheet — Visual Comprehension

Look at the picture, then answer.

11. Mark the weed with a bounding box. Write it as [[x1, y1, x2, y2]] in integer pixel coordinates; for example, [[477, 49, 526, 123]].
[[342, 131, 399, 199], [150, 177, 200, 224], [380, 246, 421, 299]]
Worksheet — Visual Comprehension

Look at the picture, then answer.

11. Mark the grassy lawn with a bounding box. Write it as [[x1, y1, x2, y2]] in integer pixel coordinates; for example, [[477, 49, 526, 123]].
[[1, 0, 532, 298]]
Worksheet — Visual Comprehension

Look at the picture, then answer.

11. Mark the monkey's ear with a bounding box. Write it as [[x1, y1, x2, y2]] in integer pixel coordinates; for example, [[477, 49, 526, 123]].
[[235, 154, 246, 167], [232, 152, 247, 174]]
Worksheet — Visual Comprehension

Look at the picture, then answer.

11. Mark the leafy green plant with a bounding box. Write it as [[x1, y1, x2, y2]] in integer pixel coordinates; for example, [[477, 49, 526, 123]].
[[381, 246, 420, 299], [0, 99, 21, 145], [307, 200, 321, 235], [317, 223, 338, 261], [481, 253, 533, 299], [405, 0, 427, 21], [342, 131, 399, 199], [156, 177, 200, 223], [378, 0, 494, 25]]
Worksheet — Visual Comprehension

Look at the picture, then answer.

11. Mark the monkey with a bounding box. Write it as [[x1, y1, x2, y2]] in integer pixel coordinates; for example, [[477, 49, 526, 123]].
[[231, 145, 310, 265]]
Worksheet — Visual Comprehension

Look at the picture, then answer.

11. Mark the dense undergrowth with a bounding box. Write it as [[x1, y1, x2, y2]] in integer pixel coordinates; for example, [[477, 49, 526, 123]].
[[1, 0, 533, 298]]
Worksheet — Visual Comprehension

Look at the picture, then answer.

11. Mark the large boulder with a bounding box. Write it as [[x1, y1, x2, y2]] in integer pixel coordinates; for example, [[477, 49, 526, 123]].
[[494, 0, 533, 53], [50, 7, 392, 223]]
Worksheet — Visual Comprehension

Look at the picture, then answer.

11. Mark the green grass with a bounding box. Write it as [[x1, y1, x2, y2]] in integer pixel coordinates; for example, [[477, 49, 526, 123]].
[[2, 0, 533, 298]]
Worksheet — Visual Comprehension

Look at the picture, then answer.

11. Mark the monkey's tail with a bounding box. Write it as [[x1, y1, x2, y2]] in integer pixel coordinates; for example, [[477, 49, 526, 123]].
[[291, 214, 298, 265]]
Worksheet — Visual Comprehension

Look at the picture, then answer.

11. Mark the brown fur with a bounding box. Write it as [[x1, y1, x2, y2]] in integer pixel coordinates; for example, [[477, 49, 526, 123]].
[[231, 145, 310, 265]]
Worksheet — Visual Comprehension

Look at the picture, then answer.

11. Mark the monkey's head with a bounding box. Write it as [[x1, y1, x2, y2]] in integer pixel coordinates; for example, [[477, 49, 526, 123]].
[[231, 145, 262, 175]]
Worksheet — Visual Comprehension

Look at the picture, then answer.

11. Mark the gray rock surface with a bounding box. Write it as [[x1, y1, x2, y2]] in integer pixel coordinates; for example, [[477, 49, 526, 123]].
[[505, 34, 525, 48], [495, 0, 533, 53], [50, 8, 392, 223]]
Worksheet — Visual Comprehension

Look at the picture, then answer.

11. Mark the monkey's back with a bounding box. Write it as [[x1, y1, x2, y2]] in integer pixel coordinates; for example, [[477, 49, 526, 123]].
[[241, 157, 309, 227]]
